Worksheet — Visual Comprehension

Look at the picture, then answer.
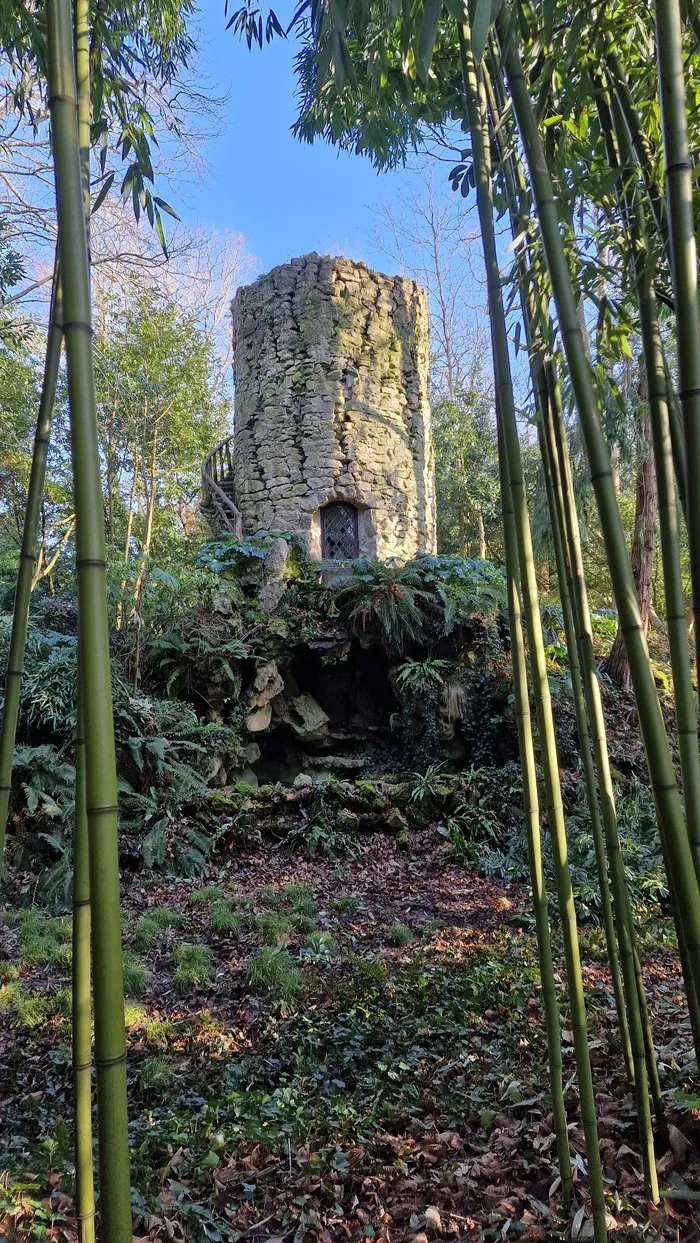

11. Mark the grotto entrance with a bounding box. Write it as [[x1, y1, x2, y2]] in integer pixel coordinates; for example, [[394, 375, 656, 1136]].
[[253, 640, 401, 784]]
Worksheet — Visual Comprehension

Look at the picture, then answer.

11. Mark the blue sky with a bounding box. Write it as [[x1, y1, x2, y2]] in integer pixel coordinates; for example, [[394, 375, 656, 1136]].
[[173, 5, 417, 274]]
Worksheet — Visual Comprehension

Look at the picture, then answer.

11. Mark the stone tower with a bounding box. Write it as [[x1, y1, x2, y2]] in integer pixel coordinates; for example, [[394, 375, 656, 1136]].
[[231, 253, 437, 561]]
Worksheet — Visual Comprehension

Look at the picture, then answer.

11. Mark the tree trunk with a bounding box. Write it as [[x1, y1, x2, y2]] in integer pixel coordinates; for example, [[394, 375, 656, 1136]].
[[606, 393, 657, 689], [476, 507, 486, 559]]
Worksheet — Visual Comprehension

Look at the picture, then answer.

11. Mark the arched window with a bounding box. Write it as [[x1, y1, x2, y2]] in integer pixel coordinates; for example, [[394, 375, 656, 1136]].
[[321, 502, 359, 560]]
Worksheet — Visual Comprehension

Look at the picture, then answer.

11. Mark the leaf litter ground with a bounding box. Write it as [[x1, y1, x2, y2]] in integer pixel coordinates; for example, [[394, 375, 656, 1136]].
[[1, 824, 700, 1241]]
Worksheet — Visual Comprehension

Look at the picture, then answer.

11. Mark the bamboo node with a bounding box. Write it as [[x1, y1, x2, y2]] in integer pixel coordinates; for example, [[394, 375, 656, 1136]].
[[62, 320, 93, 336], [96, 1052, 127, 1068]]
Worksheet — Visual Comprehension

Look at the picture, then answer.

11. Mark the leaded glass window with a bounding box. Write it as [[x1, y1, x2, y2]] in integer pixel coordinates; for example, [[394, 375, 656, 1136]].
[[321, 502, 359, 560]]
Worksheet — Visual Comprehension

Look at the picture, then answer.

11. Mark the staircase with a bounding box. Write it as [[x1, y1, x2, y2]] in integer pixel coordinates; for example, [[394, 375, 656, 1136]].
[[201, 433, 243, 537]]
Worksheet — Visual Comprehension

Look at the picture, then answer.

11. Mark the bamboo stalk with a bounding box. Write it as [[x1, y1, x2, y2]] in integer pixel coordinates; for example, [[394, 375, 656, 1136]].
[[549, 366, 700, 1062], [653, 0, 700, 680], [0, 269, 62, 872], [71, 1, 95, 1235], [498, 16, 700, 1032], [483, 57, 634, 1085], [46, 1, 131, 1239], [496, 406, 574, 1208], [73, 686, 95, 1243], [542, 376, 659, 1198], [608, 90, 700, 882], [458, 23, 606, 1237], [538, 404, 635, 1076], [603, 43, 668, 258]]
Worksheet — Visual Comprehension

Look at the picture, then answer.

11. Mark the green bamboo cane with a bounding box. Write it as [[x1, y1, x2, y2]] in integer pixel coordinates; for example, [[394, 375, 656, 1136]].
[[496, 406, 574, 1206], [458, 24, 606, 1237], [662, 354, 689, 520], [632, 939, 667, 1143], [537, 404, 635, 1075], [540, 379, 659, 1197], [74, 0, 90, 227], [549, 363, 700, 1064], [73, 685, 95, 1243], [653, 0, 700, 680], [46, 2, 131, 1240], [603, 43, 669, 260], [72, 1, 95, 1235], [0, 270, 62, 873], [609, 91, 700, 882], [498, 13, 700, 1024], [482, 59, 634, 1084], [594, 68, 688, 520]]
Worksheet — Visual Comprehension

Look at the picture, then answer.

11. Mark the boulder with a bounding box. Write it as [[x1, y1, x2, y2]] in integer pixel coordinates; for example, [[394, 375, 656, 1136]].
[[247, 704, 272, 732], [386, 807, 408, 833], [259, 538, 291, 613], [274, 692, 329, 741], [248, 662, 284, 711]]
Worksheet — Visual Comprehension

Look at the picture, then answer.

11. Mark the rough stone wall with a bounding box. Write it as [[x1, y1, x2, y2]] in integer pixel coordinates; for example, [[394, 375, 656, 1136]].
[[231, 252, 437, 560]]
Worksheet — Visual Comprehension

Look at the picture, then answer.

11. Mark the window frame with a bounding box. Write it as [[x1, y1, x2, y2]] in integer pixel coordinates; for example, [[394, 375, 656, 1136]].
[[320, 501, 359, 561]]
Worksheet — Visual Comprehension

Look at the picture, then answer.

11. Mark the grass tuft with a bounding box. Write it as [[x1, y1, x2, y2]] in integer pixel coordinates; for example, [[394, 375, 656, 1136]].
[[291, 912, 315, 934], [170, 943, 214, 993], [257, 912, 294, 944], [190, 885, 224, 906], [334, 894, 361, 914], [131, 916, 161, 952], [140, 1055, 177, 1092], [258, 884, 283, 908], [122, 951, 152, 997], [389, 922, 412, 947], [283, 882, 316, 916], [149, 907, 186, 929], [247, 947, 301, 1001], [18, 910, 72, 971], [211, 901, 243, 935]]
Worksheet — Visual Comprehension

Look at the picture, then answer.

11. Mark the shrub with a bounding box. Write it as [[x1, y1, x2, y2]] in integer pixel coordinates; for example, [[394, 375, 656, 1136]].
[[390, 923, 411, 947], [332, 558, 432, 654]]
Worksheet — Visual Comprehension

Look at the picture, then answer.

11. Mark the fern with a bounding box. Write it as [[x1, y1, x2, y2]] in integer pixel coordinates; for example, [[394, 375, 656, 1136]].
[[333, 558, 433, 654]]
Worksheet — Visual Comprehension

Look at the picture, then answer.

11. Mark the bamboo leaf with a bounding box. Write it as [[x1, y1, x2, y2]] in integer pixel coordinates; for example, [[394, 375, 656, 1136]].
[[470, 0, 492, 62], [417, 0, 442, 81], [91, 170, 114, 214]]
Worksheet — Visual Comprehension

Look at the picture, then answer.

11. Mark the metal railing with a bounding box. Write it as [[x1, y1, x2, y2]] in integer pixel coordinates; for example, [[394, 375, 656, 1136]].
[[201, 433, 243, 537]]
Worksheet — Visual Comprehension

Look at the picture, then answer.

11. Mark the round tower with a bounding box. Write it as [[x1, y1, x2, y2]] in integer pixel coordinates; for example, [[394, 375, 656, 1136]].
[[231, 252, 437, 561]]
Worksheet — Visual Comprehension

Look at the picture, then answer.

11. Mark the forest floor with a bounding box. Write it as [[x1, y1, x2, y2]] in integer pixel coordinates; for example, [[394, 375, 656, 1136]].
[[1, 822, 700, 1242]]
